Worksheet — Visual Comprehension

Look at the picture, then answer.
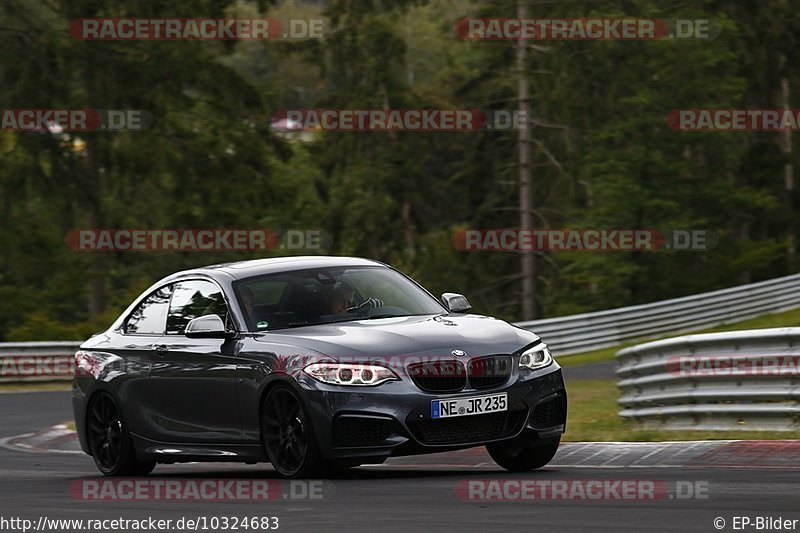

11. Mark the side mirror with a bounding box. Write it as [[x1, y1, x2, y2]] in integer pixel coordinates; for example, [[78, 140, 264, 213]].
[[185, 315, 234, 339], [441, 293, 472, 313]]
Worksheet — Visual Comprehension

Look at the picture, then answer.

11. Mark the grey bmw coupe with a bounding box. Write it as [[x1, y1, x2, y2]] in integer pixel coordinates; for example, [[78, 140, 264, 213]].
[[73, 256, 567, 478]]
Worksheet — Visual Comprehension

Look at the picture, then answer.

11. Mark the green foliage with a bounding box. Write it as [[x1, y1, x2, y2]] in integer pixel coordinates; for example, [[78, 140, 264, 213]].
[[1, 0, 799, 339]]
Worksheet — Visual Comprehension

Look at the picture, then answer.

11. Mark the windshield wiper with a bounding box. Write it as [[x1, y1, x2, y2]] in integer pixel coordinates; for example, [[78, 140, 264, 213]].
[[263, 321, 313, 331], [265, 313, 431, 330], [360, 313, 439, 320]]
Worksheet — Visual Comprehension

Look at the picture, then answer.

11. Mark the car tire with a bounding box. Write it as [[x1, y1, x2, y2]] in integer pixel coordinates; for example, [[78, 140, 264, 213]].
[[261, 384, 325, 478], [87, 391, 156, 476], [486, 435, 561, 472]]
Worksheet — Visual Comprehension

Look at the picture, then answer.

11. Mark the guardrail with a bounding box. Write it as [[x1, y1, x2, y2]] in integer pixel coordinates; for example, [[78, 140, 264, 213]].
[[516, 273, 800, 356], [0, 342, 79, 382], [2, 273, 800, 382], [616, 328, 800, 431]]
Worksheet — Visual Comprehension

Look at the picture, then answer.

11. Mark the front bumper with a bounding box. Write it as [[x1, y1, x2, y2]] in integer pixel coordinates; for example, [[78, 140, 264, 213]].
[[298, 364, 567, 462]]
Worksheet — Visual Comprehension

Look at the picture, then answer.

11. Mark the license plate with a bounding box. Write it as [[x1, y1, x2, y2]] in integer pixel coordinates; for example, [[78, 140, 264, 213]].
[[431, 393, 507, 419]]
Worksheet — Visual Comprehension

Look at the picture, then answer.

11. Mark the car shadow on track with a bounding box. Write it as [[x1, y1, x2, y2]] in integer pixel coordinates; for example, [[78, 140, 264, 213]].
[[67, 465, 569, 481]]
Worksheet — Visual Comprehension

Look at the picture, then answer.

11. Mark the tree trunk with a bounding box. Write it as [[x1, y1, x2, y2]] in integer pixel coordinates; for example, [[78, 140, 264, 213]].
[[517, 0, 535, 320], [84, 54, 106, 318], [86, 136, 107, 318], [780, 74, 795, 271], [402, 200, 415, 258]]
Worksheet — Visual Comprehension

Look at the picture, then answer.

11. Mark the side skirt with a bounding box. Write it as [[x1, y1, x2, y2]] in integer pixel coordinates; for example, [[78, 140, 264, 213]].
[[131, 433, 266, 464]]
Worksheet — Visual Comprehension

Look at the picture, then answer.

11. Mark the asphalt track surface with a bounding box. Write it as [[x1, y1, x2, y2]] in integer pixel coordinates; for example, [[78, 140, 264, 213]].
[[1, 391, 799, 533]]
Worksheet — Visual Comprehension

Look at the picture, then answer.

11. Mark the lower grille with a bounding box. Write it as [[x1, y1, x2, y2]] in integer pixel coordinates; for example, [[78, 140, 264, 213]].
[[409, 411, 525, 446], [333, 417, 396, 447], [529, 394, 567, 428]]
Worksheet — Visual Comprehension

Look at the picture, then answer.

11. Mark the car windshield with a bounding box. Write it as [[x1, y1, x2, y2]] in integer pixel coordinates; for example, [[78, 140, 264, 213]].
[[234, 266, 446, 331]]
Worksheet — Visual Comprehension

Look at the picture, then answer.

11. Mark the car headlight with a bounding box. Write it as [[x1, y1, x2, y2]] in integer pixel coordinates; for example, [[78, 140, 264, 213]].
[[519, 344, 553, 370], [303, 363, 400, 386]]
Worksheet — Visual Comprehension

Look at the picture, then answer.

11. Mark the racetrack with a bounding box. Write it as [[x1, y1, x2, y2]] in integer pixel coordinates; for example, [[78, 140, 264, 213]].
[[1, 391, 798, 533]]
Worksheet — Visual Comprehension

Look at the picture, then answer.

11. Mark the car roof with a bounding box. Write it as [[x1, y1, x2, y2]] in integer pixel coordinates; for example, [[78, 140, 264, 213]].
[[165, 256, 387, 282]]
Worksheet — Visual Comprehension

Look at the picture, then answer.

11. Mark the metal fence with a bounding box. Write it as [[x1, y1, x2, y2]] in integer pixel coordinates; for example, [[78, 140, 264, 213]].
[[0, 341, 79, 382], [2, 273, 800, 382], [616, 328, 800, 431], [516, 273, 800, 356]]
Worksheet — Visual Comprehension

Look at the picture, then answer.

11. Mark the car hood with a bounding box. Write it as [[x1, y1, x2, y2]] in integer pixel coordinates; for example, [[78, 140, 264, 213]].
[[253, 314, 538, 358]]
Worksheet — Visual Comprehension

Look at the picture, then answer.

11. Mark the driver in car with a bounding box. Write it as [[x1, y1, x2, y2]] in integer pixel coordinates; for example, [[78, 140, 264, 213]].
[[325, 281, 384, 315]]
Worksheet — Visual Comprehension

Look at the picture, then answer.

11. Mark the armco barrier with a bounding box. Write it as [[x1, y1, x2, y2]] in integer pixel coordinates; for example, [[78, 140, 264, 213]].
[[0, 342, 79, 382], [616, 328, 800, 431], [516, 273, 800, 355], [2, 273, 800, 382]]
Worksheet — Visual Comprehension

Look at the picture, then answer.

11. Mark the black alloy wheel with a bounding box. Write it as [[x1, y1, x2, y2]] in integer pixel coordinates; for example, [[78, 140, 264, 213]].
[[262, 385, 323, 478], [87, 391, 155, 476]]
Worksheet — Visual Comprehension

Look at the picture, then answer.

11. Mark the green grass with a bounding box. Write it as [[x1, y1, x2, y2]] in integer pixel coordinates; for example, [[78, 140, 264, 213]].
[[701, 307, 800, 332], [52, 385, 800, 442], [559, 308, 800, 441], [559, 307, 800, 367], [5, 309, 800, 442], [563, 379, 800, 442], [0, 381, 71, 393], [558, 345, 623, 368]]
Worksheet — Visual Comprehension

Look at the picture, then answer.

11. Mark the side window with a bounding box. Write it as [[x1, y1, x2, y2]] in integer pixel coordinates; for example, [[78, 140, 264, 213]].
[[123, 285, 173, 335], [167, 280, 230, 335]]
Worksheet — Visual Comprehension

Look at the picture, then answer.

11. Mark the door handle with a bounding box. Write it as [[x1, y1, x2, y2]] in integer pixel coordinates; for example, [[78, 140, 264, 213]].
[[151, 344, 169, 356]]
